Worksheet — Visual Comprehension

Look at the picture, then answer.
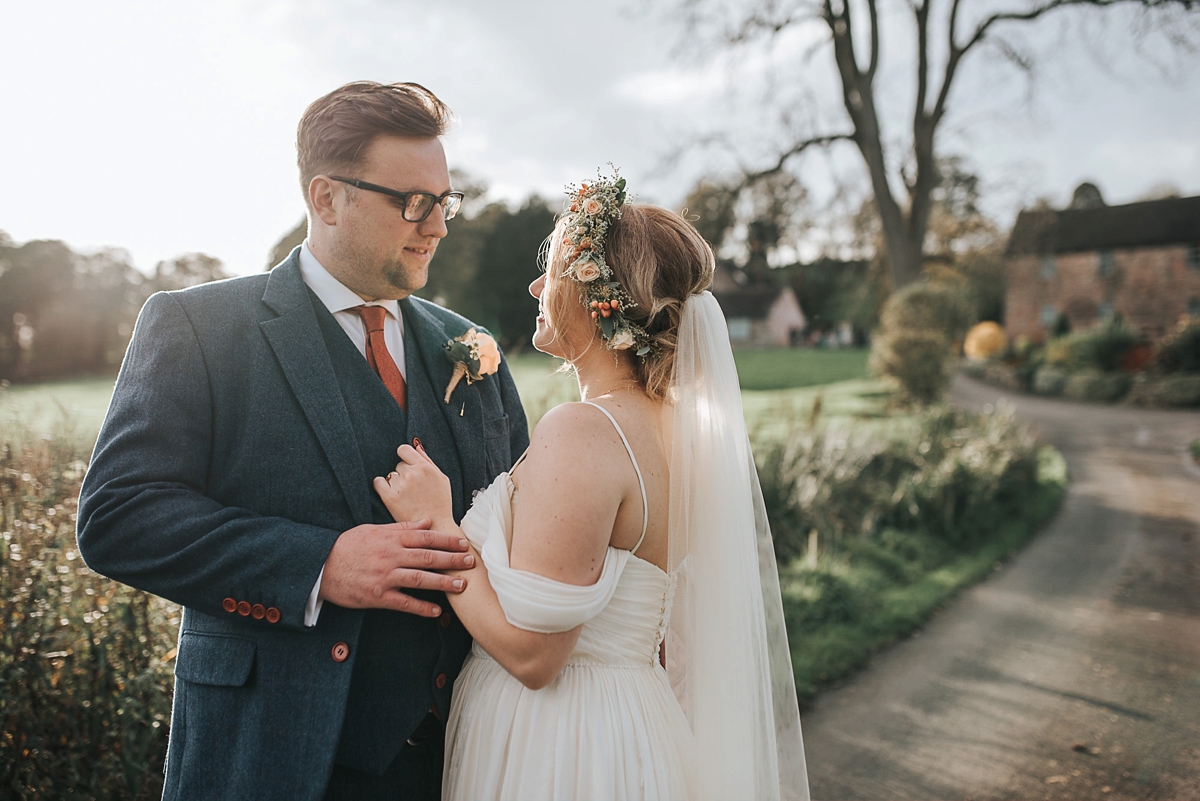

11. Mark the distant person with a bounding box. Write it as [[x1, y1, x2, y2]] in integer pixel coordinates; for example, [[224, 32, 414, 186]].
[[77, 81, 528, 800]]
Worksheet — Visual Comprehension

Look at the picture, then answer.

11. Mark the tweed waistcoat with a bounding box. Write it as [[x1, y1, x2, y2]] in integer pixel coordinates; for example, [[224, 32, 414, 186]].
[[310, 293, 472, 775]]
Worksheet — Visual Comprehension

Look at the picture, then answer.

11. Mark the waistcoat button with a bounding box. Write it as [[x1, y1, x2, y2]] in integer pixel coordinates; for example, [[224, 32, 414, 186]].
[[435, 673, 447, 689], [332, 642, 350, 663]]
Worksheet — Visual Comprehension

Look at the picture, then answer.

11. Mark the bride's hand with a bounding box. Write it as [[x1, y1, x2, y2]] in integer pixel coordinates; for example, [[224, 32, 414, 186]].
[[374, 443, 453, 529]]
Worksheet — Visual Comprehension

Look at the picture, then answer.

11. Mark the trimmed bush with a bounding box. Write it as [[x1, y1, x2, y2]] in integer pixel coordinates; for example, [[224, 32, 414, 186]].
[[871, 282, 976, 406], [870, 329, 952, 405], [1158, 318, 1200, 374], [1032, 365, 1068, 396], [1063, 369, 1132, 403], [1159, 374, 1200, 407], [1074, 319, 1140, 371], [877, 282, 974, 345]]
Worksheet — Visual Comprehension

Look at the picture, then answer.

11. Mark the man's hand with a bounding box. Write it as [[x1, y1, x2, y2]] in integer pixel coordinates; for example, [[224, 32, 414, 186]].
[[318, 519, 474, 617]]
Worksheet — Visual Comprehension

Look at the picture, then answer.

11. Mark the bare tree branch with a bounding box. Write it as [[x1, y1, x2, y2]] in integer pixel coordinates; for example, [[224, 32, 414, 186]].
[[666, 0, 1198, 288], [866, 0, 881, 81], [736, 133, 857, 190]]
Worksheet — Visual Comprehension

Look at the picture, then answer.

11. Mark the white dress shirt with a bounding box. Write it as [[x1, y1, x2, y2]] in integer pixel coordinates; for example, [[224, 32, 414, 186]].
[[298, 241, 406, 375], [297, 241, 407, 626]]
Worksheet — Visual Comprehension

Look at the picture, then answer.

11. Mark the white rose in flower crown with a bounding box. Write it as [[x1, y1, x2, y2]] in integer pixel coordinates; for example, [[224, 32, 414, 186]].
[[574, 259, 601, 282], [583, 197, 603, 215], [608, 327, 636, 350]]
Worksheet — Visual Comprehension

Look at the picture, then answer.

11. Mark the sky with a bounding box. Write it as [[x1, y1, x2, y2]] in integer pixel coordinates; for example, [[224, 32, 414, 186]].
[[1, 0, 1197, 276]]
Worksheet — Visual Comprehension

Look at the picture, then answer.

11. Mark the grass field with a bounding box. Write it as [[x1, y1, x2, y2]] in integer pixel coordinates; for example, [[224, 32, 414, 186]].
[[734, 347, 869, 391], [0, 347, 876, 444]]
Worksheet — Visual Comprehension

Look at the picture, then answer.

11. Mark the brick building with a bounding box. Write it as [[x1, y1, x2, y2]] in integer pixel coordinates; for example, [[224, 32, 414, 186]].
[[1004, 185, 1200, 340]]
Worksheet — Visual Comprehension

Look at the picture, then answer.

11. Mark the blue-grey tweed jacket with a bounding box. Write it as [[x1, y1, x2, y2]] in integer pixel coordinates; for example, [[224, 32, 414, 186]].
[[76, 248, 528, 799]]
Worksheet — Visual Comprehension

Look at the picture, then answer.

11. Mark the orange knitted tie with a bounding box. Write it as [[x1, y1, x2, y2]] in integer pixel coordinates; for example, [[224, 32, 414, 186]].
[[353, 305, 407, 412]]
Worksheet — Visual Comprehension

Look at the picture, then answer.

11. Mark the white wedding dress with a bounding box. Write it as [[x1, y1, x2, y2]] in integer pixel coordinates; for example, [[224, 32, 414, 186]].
[[443, 402, 696, 801]]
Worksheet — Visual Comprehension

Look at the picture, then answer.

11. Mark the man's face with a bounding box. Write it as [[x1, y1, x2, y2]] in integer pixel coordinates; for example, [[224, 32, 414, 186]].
[[326, 135, 451, 301]]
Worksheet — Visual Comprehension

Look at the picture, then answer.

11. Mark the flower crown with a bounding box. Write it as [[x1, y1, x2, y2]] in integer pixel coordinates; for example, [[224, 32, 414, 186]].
[[561, 169, 654, 358]]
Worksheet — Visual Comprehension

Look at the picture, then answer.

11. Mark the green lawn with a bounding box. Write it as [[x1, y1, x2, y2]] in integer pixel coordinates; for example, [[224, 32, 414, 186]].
[[734, 347, 869, 391], [0, 376, 118, 445], [0, 348, 881, 444]]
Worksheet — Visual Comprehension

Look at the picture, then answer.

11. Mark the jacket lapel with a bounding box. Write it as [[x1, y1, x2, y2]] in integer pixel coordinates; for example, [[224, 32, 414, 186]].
[[260, 254, 373, 525], [401, 298, 488, 500]]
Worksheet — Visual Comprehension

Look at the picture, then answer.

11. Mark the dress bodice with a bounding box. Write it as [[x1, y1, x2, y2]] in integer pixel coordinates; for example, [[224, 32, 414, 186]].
[[459, 471, 673, 667]]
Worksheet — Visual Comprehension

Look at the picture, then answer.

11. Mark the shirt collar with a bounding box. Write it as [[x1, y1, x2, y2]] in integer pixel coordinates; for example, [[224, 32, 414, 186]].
[[298, 240, 402, 324]]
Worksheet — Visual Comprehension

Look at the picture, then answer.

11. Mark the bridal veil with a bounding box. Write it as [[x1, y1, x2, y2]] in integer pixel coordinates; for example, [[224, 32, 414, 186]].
[[664, 291, 809, 801]]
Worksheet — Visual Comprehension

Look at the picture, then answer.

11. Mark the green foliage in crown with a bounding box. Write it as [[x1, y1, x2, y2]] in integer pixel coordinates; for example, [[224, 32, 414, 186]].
[[561, 168, 654, 357]]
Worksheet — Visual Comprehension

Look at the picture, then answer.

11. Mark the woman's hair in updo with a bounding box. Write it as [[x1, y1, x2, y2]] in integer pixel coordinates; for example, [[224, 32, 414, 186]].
[[543, 204, 715, 401]]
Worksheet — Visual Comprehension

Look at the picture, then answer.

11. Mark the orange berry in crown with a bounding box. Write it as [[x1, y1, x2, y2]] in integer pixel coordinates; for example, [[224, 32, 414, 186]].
[[591, 311, 598, 319], [610, 300, 620, 311]]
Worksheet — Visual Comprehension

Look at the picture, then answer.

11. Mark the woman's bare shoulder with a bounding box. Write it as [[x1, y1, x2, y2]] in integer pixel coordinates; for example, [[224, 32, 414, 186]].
[[523, 402, 620, 455], [508, 403, 626, 582], [513, 403, 627, 512]]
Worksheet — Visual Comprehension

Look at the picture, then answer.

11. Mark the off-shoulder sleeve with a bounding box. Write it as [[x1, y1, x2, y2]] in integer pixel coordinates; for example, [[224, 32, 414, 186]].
[[463, 474, 630, 634]]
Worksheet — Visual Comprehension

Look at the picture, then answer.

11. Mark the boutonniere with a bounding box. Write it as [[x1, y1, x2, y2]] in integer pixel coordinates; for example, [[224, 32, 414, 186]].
[[443, 328, 501, 403]]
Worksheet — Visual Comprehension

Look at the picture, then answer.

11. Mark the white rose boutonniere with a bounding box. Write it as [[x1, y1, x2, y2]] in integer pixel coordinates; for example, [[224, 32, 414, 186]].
[[443, 328, 500, 403]]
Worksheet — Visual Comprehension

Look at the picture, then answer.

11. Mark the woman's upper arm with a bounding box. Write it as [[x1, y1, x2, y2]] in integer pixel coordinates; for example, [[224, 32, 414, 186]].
[[507, 404, 624, 587]]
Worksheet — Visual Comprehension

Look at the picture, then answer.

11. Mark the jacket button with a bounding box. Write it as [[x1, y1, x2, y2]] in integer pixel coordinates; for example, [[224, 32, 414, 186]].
[[435, 673, 447, 689], [236, 601, 252, 616], [332, 642, 350, 663], [265, 607, 281, 624], [251, 604, 266, 620], [222, 597, 237, 613], [439, 612, 452, 628]]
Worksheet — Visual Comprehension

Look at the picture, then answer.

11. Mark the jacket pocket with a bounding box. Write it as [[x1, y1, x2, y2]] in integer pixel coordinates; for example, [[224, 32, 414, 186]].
[[483, 413, 512, 476], [174, 631, 256, 687]]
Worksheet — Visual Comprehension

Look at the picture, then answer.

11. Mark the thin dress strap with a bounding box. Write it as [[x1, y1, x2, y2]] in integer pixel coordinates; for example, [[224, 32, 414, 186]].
[[581, 401, 650, 554]]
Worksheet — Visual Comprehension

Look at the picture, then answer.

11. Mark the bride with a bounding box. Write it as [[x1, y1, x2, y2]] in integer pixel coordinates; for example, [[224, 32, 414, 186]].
[[375, 172, 808, 801]]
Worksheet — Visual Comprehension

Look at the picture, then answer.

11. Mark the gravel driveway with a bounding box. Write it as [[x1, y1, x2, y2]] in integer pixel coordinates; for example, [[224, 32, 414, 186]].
[[800, 374, 1200, 801]]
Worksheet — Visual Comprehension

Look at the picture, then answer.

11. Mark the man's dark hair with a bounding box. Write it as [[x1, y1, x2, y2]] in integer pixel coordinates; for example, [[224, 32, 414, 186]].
[[296, 81, 452, 204]]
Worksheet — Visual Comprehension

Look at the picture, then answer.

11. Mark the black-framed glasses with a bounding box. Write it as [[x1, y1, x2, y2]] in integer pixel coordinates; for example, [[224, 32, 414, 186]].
[[329, 176, 465, 222]]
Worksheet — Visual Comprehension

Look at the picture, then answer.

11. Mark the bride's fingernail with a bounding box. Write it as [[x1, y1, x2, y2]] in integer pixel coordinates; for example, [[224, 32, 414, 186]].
[[459, 539, 469, 548], [463, 554, 475, 566], [412, 437, 423, 450], [452, 579, 465, 590]]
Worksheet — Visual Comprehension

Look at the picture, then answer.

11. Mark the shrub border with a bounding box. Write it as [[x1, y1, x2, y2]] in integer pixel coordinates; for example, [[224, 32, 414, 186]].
[[789, 445, 1068, 707]]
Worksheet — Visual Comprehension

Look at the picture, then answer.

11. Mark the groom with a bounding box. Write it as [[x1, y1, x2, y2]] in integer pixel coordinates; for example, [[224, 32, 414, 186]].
[[77, 82, 528, 800]]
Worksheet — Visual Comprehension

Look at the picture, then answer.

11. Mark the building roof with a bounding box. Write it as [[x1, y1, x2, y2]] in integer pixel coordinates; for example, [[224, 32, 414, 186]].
[[1006, 194, 1200, 256]]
